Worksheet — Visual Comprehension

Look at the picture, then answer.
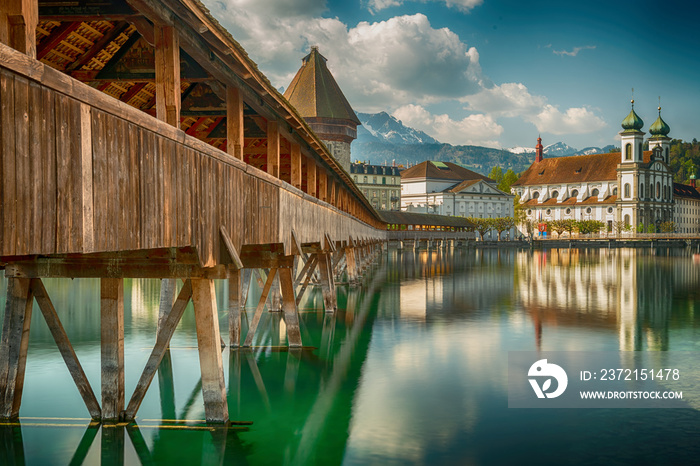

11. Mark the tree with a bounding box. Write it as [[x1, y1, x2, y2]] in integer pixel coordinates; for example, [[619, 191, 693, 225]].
[[492, 217, 516, 240], [499, 169, 519, 193], [489, 166, 504, 186], [577, 220, 605, 235], [660, 221, 676, 233], [549, 219, 567, 238], [562, 219, 577, 237], [468, 217, 493, 241], [612, 220, 631, 237]]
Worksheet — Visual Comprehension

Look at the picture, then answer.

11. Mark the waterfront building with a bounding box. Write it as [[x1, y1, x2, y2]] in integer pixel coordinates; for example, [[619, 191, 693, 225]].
[[400, 161, 515, 239], [285, 46, 361, 173], [512, 103, 700, 234], [350, 162, 402, 210]]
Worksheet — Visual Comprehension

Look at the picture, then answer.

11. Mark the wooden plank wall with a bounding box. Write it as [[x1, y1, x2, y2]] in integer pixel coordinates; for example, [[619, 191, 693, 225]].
[[0, 45, 383, 266]]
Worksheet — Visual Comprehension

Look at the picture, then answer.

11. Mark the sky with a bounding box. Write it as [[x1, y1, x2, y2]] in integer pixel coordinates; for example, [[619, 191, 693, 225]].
[[202, 0, 700, 150]]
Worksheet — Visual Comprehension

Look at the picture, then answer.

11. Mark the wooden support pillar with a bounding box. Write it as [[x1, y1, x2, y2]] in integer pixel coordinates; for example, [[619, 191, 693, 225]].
[[0, 0, 38, 57], [317, 253, 336, 313], [318, 168, 327, 202], [157, 279, 177, 339], [291, 143, 302, 189], [307, 158, 317, 197], [267, 121, 280, 178], [101, 278, 125, 421], [154, 24, 180, 127], [226, 85, 244, 160], [330, 179, 336, 207], [243, 268, 277, 347], [278, 267, 302, 347], [228, 268, 242, 347], [0, 278, 33, 418], [269, 272, 282, 312], [345, 247, 358, 285], [191, 279, 228, 423]]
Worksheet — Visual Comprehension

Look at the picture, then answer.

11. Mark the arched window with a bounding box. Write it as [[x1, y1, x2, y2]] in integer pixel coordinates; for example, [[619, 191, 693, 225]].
[[571, 189, 579, 198], [665, 148, 669, 160], [624, 214, 630, 226], [613, 187, 618, 196], [625, 143, 632, 160], [591, 188, 599, 197], [656, 182, 660, 199], [638, 143, 643, 158], [533, 191, 540, 199], [640, 184, 644, 199], [566, 208, 571, 215], [624, 183, 630, 198], [551, 190, 559, 199]]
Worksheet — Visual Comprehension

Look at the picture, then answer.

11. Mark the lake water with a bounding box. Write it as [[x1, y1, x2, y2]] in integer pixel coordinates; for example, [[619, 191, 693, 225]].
[[2, 247, 700, 465]]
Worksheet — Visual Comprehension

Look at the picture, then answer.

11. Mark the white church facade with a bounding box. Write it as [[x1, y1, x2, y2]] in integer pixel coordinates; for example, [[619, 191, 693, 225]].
[[512, 102, 700, 234]]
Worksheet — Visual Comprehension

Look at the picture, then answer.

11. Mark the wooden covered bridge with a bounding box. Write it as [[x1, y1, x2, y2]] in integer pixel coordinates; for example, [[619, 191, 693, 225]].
[[0, 0, 392, 425]]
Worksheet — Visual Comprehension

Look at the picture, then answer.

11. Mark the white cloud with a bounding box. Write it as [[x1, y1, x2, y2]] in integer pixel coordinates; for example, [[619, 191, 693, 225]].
[[464, 83, 546, 118], [393, 104, 503, 147], [552, 45, 596, 57], [204, 3, 485, 110], [366, 0, 483, 14], [529, 105, 606, 135]]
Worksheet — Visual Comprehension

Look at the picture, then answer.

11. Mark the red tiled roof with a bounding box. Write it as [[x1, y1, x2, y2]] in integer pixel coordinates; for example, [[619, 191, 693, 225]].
[[674, 183, 700, 200], [447, 179, 481, 193], [513, 152, 653, 186], [401, 161, 492, 182]]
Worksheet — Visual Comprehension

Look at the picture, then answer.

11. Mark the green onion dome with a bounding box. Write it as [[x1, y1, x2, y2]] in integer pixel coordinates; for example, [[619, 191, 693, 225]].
[[621, 100, 644, 131], [649, 107, 670, 136]]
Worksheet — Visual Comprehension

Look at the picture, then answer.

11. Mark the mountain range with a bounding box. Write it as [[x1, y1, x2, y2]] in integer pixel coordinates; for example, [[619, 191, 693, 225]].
[[352, 111, 617, 175]]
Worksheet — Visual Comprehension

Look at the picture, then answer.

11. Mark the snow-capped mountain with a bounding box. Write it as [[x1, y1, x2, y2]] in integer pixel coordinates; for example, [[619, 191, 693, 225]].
[[506, 142, 617, 157], [356, 111, 440, 145]]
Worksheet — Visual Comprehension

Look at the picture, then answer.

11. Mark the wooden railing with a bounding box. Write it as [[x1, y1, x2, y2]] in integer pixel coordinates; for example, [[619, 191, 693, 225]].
[[0, 43, 384, 266]]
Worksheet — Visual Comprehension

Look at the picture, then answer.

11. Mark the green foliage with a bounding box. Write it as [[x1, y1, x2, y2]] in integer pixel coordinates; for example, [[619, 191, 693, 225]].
[[467, 217, 493, 240], [637, 223, 645, 233], [669, 139, 700, 183], [577, 220, 605, 235], [660, 221, 676, 233], [612, 220, 631, 236], [489, 166, 503, 185], [548, 219, 567, 238], [491, 217, 516, 240]]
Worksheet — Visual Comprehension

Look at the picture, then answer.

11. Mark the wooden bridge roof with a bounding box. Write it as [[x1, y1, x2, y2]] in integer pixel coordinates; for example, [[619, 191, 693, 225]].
[[34, 0, 378, 221]]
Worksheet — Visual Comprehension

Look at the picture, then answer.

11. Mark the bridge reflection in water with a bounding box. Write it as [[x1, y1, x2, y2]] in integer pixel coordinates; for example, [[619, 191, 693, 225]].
[[2, 247, 700, 464]]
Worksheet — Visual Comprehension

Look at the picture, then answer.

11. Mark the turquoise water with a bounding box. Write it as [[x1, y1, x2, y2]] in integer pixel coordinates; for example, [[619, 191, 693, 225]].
[[1, 247, 700, 465]]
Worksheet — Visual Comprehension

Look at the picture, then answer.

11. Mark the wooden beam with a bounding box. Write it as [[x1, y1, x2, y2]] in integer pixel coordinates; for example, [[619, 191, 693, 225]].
[[243, 268, 277, 347], [295, 255, 317, 307], [0, 0, 38, 57], [0, 278, 33, 418], [228, 268, 242, 347], [36, 21, 81, 60], [318, 167, 327, 202], [317, 253, 336, 313], [68, 22, 131, 73], [219, 226, 243, 269], [101, 278, 125, 421], [118, 82, 147, 104], [125, 280, 192, 420], [267, 121, 279, 178], [31, 278, 101, 419], [278, 268, 302, 347], [191, 279, 228, 423], [227, 85, 244, 160], [154, 24, 180, 127], [307, 157, 317, 197], [291, 143, 302, 189]]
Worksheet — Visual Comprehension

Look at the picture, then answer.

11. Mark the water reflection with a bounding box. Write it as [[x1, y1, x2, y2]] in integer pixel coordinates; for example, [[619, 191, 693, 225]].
[[1, 248, 700, 465]]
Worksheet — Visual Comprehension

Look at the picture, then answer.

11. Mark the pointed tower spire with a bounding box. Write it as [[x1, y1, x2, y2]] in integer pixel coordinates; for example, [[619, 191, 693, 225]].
[[284, 47, 361, 172], [535, 136, 544, 163]]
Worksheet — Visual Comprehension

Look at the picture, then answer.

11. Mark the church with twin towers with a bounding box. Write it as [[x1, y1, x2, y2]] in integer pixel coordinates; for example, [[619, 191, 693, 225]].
[[512, 101, 700, 234]]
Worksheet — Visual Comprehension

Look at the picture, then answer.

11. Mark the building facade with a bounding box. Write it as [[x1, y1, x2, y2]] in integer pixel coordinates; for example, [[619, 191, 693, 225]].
[[512, 103, 699, 234], [401, 161, 515, 239], [351, 162, 401, 210]]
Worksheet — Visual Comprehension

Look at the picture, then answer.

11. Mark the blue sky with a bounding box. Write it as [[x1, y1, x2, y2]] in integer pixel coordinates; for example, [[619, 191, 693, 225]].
[[203, 0, 700, 150]]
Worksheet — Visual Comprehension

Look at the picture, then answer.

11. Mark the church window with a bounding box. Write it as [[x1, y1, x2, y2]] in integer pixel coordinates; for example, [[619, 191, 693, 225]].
[[571, 189, 579, 198], [546, 209, 551, 216], [565, 208, 571, 215], [640, 184, 644, 199], [624, 214, 630, 226], [591, 188, 599, 197], [625, 144, 632, 160], [551, 190, 559, 198], [533, 191, 540, 199], [665, 148, 669, 160], [638, 143, 643, 158], [624, 184, 630, 198], [613, 187, 618, 196], [656, 182, 660, 199], [608, 207, 613, 214], [586, 207, 592, 214]]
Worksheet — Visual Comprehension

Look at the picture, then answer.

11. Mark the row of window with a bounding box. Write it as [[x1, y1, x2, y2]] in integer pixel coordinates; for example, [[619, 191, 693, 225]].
[[529, 206, 615, 216], [353, 175, 399, 185], [362, 189, 400, 199], [532, 187, 612, 201]]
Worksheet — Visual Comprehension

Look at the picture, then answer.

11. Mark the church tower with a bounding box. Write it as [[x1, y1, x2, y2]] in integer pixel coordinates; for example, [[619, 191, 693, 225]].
[[284, 47, 360, 173], [648, 106, 671, 164], [619, 100, 645, 164]]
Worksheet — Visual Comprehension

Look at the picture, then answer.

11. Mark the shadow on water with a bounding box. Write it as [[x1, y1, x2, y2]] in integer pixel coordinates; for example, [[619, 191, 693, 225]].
[[2, 247, 700, 465]]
